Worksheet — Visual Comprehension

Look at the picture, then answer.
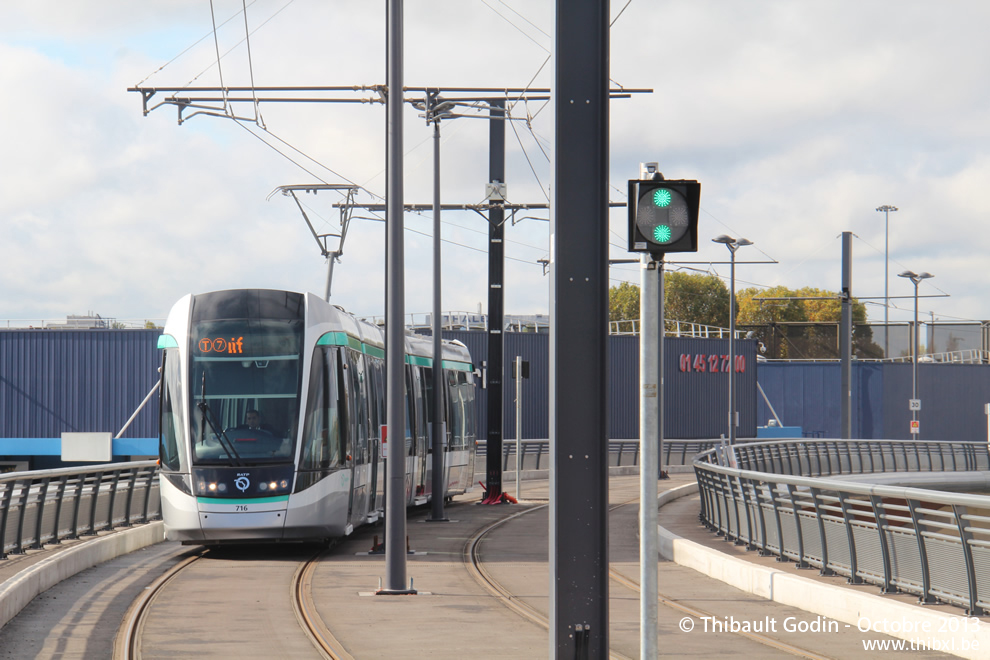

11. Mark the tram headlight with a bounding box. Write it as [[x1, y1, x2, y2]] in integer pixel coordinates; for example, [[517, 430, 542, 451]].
[[218, 483, 227, 493], [280, 480, 289, 489], [208, 483, 217, 492], [259, 482, 268, 491], [269, 481, 278, 490]]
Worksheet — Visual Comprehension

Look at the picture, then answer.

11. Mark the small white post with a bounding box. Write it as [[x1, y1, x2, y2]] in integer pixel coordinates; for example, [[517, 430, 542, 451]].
[[515, 355, 523, 501], [985, 404, 990, 457]]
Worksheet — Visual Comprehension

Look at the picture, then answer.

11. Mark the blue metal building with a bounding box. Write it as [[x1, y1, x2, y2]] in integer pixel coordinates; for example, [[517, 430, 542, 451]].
[[2, 328, 988, 470]]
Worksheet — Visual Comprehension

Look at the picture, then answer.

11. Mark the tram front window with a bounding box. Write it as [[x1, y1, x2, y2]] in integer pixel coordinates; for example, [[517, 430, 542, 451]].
[[189, 319, 303, 466]]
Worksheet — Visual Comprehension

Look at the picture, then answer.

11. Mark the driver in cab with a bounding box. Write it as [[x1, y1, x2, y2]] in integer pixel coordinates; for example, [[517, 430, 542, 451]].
[[239, 409, 277, 435]]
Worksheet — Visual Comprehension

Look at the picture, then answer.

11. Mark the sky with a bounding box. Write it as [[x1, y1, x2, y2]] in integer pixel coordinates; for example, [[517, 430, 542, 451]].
[[2, 1, 989, 331]]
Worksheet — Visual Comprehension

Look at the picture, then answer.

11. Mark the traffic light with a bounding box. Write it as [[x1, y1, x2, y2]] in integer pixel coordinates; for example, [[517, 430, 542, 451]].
[[627, 179, 700, 256]]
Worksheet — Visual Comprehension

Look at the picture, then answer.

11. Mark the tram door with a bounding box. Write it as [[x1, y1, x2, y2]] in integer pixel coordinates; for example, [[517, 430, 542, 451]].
[[422, 366, 448, 500], [342, 350, 371, 527], [366, 359, 384, 514], [404, 366, 429, 503]]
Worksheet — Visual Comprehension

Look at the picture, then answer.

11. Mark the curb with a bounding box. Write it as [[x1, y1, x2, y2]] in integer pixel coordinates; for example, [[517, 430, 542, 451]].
[[0, 521, 165, 629], [657, 487, 986, 659]]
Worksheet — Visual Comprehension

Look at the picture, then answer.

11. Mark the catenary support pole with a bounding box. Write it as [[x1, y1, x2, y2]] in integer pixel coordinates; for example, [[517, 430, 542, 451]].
[[639, 254, 659, 660], [381, 0, 413, 595], [550, 0, 610, 656], [429, 103, 447, 522], [484, 100, 506, 502], [841, 231, 852, 439]]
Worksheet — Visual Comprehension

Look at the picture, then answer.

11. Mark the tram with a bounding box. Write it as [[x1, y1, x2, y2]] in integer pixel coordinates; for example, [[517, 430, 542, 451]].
[[156, 289, 477, 544]]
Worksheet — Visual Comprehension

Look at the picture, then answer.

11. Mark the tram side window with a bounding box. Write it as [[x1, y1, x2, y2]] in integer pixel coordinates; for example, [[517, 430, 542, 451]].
[[159, 350, 185, 471], [346, 350, 369, 463], [368, 358, 383, 442], [299, 347, 343, 490], [423, 367, 434, 449], [447, 370, 476, 451], [404, 366, 415, 456]]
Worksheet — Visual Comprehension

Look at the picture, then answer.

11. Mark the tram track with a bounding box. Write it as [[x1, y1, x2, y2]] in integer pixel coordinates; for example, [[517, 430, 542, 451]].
[[466, 497, 833, 660], [114, 552, 203, 660], [115, 544, 351, 660], [291, 546, 353, 660]]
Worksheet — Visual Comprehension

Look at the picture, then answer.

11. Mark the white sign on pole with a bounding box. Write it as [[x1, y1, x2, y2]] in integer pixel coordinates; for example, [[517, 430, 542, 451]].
[[909, 399, 921, 411]]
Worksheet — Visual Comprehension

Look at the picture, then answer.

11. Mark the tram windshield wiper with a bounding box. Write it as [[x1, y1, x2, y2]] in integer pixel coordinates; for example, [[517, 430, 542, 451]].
[[198, 373, 243, 467]]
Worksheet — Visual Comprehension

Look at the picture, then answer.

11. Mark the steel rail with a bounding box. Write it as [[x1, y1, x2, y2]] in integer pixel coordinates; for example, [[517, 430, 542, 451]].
[[113, 552, 202, 660], [291, 547, 352, 660]]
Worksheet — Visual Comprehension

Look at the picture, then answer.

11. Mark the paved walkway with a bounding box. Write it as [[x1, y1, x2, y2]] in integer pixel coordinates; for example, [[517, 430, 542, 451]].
[[308, 474, 952, 658]]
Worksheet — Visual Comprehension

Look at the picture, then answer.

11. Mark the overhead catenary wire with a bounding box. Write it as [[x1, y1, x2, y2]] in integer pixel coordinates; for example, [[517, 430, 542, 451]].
[[207, 0, 231, 116], [240, 0, 266, 128], [187, 0, 297, 89]]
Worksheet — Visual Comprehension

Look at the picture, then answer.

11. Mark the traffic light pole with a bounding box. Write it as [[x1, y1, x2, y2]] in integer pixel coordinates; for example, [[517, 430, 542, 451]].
[[639, 253, 660, 659]]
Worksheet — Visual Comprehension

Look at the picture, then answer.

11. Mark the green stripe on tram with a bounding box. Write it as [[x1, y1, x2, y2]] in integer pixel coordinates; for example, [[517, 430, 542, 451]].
[[317, 331, 384, 357], [315, 332, 470, 370], [442, 359, 474, 372], [196, 495, 289, 505], [157, 334, 179, 349]]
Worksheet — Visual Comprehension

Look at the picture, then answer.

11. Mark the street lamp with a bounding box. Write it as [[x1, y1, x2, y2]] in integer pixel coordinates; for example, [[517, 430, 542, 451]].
[[713, 234, 753, 443], [897, 269, 933, 438], [876, 205, 898, 358]]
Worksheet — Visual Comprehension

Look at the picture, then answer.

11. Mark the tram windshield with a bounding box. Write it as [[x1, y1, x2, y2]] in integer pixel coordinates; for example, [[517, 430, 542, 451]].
[[189, 318, 303, 466]]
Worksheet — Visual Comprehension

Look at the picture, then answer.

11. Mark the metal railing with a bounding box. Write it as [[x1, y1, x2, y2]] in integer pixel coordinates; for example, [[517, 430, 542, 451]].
[[477, 439, 721, 471], [693, 439, 990, 614], [608, 318, 735, 338], [1, 461, 160, 560]]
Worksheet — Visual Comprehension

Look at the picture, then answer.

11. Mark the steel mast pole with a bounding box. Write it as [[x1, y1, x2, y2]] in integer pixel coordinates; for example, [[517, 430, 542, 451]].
[[429, 99, 447, 522], [381, 0, 413, 595], [484, 100, 506, 503], [876, 205, 897, 358], [840, 232, 852, 439], [550, 0, 610, 656], [639, 253, 659, 660]]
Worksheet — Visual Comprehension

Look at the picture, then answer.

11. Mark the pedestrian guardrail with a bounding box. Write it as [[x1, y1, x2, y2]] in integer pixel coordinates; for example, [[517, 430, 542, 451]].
[[1, 461, 160, 560], [478, 438, 722, 471], [693, 439, 990, 614]]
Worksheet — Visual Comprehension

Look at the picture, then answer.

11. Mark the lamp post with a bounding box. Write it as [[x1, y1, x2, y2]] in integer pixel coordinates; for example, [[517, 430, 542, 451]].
[[876, 205, 898, 358], [898, 269, 933, 437], [713, 235, 753, 443]]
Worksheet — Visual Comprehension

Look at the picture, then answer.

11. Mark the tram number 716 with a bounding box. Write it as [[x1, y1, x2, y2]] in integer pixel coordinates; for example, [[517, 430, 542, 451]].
[[236, 505, 249, 512]]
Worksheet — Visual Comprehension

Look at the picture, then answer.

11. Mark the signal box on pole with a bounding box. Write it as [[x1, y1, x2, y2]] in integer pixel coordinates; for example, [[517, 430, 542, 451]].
[[628, 179, 701, 256]]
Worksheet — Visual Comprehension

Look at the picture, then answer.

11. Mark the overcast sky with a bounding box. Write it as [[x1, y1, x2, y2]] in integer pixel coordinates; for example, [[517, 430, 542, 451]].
[[2, 1, 988, 329]]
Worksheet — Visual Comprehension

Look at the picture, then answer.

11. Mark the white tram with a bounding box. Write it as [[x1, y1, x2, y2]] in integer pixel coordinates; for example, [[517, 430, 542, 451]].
[[156, 289, 477, 544]]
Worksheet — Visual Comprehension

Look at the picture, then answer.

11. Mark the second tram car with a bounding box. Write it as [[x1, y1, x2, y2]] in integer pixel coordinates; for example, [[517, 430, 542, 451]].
[[156, 289, 477, 544]]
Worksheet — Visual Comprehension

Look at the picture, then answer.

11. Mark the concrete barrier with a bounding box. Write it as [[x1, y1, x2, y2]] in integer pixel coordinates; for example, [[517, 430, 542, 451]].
[[657, 486, 989, 659], [0, 521, 164, 629]]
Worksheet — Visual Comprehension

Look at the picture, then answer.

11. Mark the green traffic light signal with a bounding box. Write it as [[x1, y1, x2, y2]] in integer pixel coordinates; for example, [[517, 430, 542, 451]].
[[627, 179, 700, 255], [653, 189, 672, 207]]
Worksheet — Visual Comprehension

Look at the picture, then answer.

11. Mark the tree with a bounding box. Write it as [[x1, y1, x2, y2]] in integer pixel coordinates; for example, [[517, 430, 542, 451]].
[[609, 282, 640, 325], [736, 285, 881, 359], [609, 272, 730, 331], [663, 272, 729, 330]]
